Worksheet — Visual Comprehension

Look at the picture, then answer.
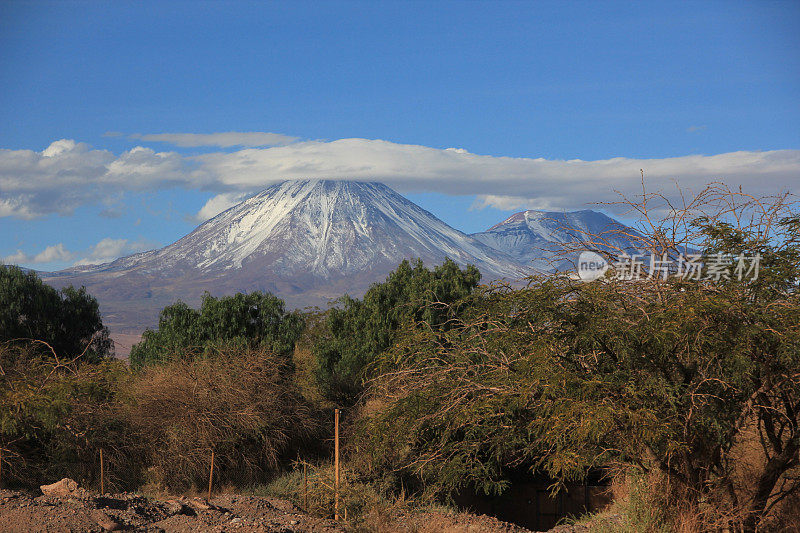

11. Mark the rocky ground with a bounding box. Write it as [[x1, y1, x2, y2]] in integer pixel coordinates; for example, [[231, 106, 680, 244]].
[[0, 486, 343, 533], [0, 478, 545, 533]]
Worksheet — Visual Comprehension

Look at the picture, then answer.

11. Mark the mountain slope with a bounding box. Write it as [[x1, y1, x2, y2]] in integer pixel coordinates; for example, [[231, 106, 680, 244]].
[[42, 180, 526, 333], [471, 209, 642, 270]]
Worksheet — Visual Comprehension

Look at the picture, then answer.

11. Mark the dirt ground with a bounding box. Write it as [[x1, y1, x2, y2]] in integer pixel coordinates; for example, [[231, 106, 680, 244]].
[[0, 484, 542, 533], [0, 488, 343, 533]]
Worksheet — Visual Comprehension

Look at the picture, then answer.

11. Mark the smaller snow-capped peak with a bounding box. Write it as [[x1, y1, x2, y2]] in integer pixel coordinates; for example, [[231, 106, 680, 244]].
[[488, 209, 628, 240], [472, 209, 642, 269]]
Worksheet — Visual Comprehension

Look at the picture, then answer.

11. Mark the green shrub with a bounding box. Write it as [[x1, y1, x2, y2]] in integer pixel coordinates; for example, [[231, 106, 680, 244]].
[[313, 258, 480, 404], [0, 265, 112, 361], [0, 342, 139, 490], [130, 291, 304, 367]]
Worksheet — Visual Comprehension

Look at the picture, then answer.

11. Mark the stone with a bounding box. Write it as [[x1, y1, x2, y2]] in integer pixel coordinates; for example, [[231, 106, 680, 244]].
[[187, 497, 214, 511], [164, 499, 192, 516], [40, 478, 79, 497]]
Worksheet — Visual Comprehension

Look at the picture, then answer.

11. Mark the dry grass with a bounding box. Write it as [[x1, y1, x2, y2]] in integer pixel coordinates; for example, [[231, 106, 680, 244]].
[[121, 345, 321, 491], [255, 462, 530, 533]]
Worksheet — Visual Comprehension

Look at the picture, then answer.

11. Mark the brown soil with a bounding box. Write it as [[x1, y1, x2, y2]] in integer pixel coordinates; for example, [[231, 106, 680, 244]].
[[0, 486, 541, 533], [0, 488, 343, 533], [356, 506, 537, 533], [109, 332, 142, 359]]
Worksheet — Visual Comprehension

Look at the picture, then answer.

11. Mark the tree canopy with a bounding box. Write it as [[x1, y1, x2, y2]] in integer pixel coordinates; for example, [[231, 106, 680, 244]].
[[0, 265, 112, 361], [313, 258, 481, 404], [129, 291, 304, 367]]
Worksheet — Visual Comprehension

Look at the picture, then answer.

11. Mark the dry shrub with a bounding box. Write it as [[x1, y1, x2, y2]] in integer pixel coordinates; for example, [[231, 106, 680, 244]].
[[0, 341, 140, 491], [728, 420, 800, 532], [610, 420, 800, 532], [600, 462, 800, 533], [122, 345, 321, 491]]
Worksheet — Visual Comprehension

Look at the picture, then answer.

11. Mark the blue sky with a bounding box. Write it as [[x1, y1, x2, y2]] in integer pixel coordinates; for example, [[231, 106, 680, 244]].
[[1, 0, 799, 270]]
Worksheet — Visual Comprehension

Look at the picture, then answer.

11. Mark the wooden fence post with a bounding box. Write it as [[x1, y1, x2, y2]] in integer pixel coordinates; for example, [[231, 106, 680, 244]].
[[100, 448, 105, 494], [334, 408, 340, 521], [303, 462, 308, 509], [208, 450, 215, 501]]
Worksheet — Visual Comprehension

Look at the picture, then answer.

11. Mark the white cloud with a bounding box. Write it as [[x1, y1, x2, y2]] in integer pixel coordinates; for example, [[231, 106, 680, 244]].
[[195, 139, 800, 213], [1, 136, 799, 220], [3, 238, 158, 268], [131, 131, 299, 148], [42, 139, 82, 157], [0, 140, 210, 217], [34, 243, 73, 263], [73, 237, 156, 266], [0, 196, 37, 219], [193, 192, 250, 222], [3, 243, 74, 265], [2, 250, 30, 264]]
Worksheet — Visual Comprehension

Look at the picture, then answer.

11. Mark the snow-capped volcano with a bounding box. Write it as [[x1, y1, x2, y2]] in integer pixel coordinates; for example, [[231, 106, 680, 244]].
[[43, 180, 525, 333], [140, 179, 524, 278]]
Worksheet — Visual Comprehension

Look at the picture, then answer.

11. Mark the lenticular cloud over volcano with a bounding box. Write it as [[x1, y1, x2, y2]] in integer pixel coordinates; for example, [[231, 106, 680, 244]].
[[1, 135, 798, 220]]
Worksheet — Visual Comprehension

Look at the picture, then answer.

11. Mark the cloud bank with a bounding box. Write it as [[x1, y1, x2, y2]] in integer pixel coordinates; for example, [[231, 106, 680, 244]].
[[1, 134, 798, 221], [2, 243, 73, 265], [0, 140, 209, 218], [2, 238, 156, 267], [195, 139, 800, 214]]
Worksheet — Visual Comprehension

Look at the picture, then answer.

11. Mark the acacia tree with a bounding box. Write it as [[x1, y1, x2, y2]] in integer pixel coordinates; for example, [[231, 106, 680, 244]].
[[355, 185, 800, 531]]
